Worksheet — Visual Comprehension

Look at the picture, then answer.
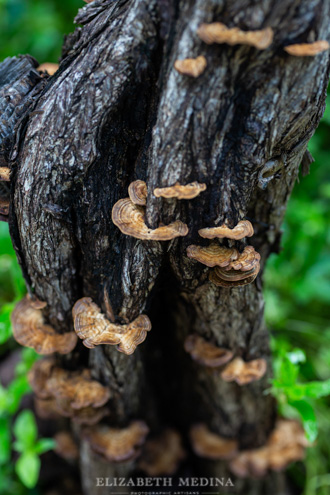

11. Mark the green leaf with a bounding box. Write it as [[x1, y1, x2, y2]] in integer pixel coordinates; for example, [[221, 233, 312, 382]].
[[15, 451, 40, 489], [13, 410, 37, 447], [0, 418, 11, 464], [289, 400, 318, 443], [34, 438, 56, 455]]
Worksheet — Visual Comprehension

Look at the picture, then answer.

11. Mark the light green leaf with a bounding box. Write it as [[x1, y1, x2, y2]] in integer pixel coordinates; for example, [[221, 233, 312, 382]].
[[290, 400, 318, 443], [0, 418, 11, 464], [15, 452, 40, 489], [13, 410, 37, 447], [34, 438, 56, 455]]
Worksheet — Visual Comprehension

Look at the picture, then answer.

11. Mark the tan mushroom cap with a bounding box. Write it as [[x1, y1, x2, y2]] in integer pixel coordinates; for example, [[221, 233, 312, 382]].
[[184, 334, 233, 367], [29, 358, 111, 411], [190, 424, 238, 460], [72, 297, 151, 354], [174, 56, 207, 78], [284, 40, 329, 56], [34, 397, 109, 425], [229, 419, 309, 478], [11, 296, 77, 355], [83, 421, 149, 462], [138, 429, 186, 476], [187, 244, 239, 268], [209, 246, 261, 287], [197, 23, 273, 50], [198, 220, 254, 240], [54, 431, 79, 461], [221, 357, 267, 385], [128, 180, 148, 206], [0, 167, 10, 181], [0, 198, 9, 216], [154, 181, 207, 200], [37, 63, 59, 75], [112, 198, 188, 240]]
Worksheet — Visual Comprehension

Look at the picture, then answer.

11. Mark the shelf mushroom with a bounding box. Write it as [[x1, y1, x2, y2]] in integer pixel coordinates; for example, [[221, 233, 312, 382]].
[[11, 296, 77, 355], [128, 180, 148, 206], [197, 23, 273, 50], [209, 246, 261, 287], [72, 297, 151, 354], [284, 41, 329, 56], [0, 167, 10, 181], [174, 57, 207, 78], [138, 429, 186, 476], [187, 244, 239, 267], [198, 220, 254, 240], [54, 431, 79, 461], [229, 419, 309, 478], [221, 356, 267, 385], [184, 334, 233, 367], [83, 421, 149, 462], [190, 423, 238, 460], [154, 181, 207, 199]]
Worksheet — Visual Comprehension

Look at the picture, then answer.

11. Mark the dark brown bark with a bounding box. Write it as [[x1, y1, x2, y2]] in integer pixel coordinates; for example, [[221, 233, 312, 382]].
[[1, 0, 330, 493]]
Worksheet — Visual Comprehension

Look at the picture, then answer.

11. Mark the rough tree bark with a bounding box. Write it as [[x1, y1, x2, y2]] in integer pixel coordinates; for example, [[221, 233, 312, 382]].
[[1, 0, 329, 494]]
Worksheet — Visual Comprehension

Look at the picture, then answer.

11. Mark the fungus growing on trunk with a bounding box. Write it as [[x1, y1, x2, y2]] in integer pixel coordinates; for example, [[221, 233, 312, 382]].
[[128, 180, 148, 206], [37, 63, 59, 75], [220, 357, 267, 385], [34, 397, 109, 425], [184, 334, 233, 367], [209, 246, 261, 287], [153, 181, 207, 199], [83, 421, 149, 462], [190, 424, 238, 460], [112, 198, 188, 240], [11, 296, 77, 355], [138, 429, 186, 476], [174, 56, 207, 78], [28, 358, 111, 409], [229, 419, 309, 477], [0, 167, 10, 181], [284, 41, 329, 56], [197, 23, 274, 50], [187, 244, 239, 267], [54, 431, 79, 461], [72, 297, 151, 353], [198, 220, 254, 240]]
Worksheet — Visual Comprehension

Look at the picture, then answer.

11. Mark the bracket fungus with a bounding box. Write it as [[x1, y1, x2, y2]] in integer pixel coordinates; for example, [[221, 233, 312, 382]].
[[112, 198, 188, 240], [153, 181, 207, 200], [11, 295, 77, 355], [197, 23, 273, 50], [284, 41, 329, 56], [184, 334, 233, 367], [0, 167, 10, 181], [37, 62, 59, 75], [198, 220, 254, 240], [54, 431, 79, 461], [187, 244, 239, 268], [72, 297, 151, 354], [221, 357, 267, 385], [229, 419, 309, 478], [83, 421, 149, 462], [174, 56, 207, 78], [209, 246, 261, 287], [138, 429, 186, 476], [128, 180, 148, 206], [29, 358, 111, 424], [190, 424, 238, 460]]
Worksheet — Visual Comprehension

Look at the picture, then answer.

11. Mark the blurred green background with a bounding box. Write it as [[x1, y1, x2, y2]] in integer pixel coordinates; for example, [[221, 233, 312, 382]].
[[0, 0, 329, 494]]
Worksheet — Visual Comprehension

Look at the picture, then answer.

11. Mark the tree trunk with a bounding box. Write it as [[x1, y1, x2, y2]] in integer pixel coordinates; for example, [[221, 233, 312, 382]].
[[1, 0, 329, 493]]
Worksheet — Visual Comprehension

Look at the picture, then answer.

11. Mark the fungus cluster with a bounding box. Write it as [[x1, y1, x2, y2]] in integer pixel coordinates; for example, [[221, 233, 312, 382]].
[[229, 419, 309, 477], [72, 297, 151, 354], [29, 357, 111, 425], [221, 357, 267, 385], [209, 246, 261, 287], [197, 23, 274, 50], [190, 424, 238, 460], [82, 421, 149, 462], [174, 56, 207, 78], [138, 429, 186, 476], [184, 334, 266, 385], [11, 296, 77, 355]]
